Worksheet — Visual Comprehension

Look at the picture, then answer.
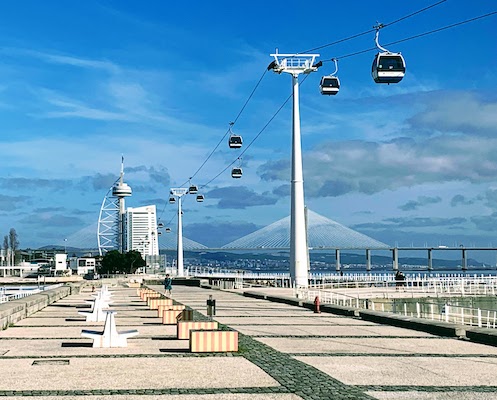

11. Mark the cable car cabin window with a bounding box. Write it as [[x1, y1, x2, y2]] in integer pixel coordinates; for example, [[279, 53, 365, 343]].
[[377, 55, 405, 71]]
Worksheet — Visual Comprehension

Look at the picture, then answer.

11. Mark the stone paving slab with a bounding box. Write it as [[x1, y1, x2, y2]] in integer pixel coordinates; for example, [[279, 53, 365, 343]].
[[0, 338, 189, 356], [0, 325, 175, 338], [213, 316, 377, 326], [0, 357, 278, 391], [296, 356, 497, 386], [257, 337, 497, 355], [367, 392, 497, 400], [12, 316, 154, 327], [231, 324, 435, 337], [0, 395, 303, 400]]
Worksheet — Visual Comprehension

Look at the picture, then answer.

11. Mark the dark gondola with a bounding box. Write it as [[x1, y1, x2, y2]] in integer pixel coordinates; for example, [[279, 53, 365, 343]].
[[371, 52, 406, 84], [320, 75, 340, 95], [231, 167, 243, 178], [228, 135, 243, 149], [189, 185, 198, 194]]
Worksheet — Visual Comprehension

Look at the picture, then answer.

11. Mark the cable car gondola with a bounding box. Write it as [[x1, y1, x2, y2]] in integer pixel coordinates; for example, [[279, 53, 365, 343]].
[[188, 185, 198, 194], [228, 135, 243, 149], [228, 121, 242, 149], [319, 58, 340, 95], [157, 231, 162, 236], [165, 227, 171, 233], [231, 167, 243, 178], [371, 24, 405, 84], [196, 194, 204, 202], [158, 222, 164, 228], [169, 196, 175, 204], [320, 76, 340, 95], [371, 52, 405, 84]]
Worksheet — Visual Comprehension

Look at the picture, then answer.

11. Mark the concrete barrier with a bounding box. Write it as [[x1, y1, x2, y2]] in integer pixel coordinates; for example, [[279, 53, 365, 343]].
[[243, 292, 267, 300], [466, 328, 497, 347], [189, 330, 238, 353], [0, 285, 71, 330], [359, 309, 466, 337]]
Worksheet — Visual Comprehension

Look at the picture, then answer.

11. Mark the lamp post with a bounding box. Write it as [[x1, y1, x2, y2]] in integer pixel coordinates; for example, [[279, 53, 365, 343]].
[[269, 52, 319, 288], [170, 188, 188, 277]]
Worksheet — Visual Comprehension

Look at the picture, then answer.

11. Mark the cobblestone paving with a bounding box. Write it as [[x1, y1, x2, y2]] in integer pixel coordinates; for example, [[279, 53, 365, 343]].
[[189, 303, 375, 400]]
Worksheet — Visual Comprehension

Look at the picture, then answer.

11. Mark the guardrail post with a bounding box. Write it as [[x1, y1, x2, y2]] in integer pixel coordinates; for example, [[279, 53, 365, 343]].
[[478, 308, 482, 327]]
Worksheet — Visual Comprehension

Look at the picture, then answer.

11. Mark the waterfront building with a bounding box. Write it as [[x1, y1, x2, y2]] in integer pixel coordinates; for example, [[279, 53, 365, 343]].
[[126, 205, 159, 260]]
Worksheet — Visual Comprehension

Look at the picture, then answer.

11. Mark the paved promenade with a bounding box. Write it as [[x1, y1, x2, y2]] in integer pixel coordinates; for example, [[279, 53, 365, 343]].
[[0, 283, 496, 399]]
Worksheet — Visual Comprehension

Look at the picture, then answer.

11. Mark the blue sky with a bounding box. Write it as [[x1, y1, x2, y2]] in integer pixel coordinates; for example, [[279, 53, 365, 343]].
[[1, 1, 497, 260]]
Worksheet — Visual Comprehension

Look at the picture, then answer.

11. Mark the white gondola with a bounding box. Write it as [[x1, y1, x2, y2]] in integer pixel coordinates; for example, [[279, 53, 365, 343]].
[[372, 25, 405, 84], [228, 135, 243, 148], [158, 222, 164, 228], [231, 167, 243, 178], [320, 76, 340, 95], [196, 194, 204, 202], [165, 227, 171, 233], [169, 196, 175, 204], [319, 58, 340, 95], [157, 231, 162, 236], [189, 185, 198, 194]]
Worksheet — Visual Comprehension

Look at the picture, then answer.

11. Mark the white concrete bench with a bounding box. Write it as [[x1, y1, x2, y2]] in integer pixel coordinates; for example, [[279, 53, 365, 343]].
[[78, 297, 109, 322], [81, 311, 138, 347]]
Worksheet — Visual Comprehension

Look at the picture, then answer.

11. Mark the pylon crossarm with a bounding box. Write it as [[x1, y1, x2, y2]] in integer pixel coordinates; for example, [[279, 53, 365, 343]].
[[270, 53, 320, 75]]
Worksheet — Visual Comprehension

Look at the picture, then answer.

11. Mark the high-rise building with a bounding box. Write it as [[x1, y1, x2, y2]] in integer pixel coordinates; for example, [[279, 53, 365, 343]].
[[126, 205, 159, 259]]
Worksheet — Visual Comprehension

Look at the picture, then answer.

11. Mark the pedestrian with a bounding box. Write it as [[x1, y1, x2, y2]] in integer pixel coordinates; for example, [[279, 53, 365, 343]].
[[164, 274, 172, 297]]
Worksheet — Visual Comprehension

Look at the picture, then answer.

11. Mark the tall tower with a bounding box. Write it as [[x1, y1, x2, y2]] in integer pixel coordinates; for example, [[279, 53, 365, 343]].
[[112, 157, 132, 253], [98, 157, 132, 256]]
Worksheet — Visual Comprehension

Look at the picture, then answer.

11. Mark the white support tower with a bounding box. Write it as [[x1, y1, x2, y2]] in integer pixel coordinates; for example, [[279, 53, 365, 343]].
[[269, 52, 319, 289], [170, 187, 188, 277], [97, 158, 132, 256]]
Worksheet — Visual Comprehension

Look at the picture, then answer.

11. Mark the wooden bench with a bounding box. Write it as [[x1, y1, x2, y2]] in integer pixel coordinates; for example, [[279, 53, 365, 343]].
[[81, 311, 138, 348], [177, 321, 218, 339], [141, 292, 161, 301], [162, 309, 193, 325], [148, 298, 173, 310], [158, 304, 184, 318], [189, 330, 238, 353]]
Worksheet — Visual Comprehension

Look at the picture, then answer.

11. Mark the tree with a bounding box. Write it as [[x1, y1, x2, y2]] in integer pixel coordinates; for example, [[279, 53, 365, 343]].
[[2, 236, 7, 266], [8, 228, 19, 266], [100, 250, 124, 274], [124, 250, 145, 274], [100, 250, 145, 274]]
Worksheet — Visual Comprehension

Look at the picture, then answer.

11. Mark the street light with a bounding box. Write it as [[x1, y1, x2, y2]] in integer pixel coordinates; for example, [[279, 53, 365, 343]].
[[269, 51, 320, 288], [170, 187, 188, 277]]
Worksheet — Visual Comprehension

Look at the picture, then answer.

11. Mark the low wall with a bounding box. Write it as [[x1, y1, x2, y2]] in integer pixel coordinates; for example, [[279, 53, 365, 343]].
[[240, 289, 497, 347], [0, 285, 72, 330]]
